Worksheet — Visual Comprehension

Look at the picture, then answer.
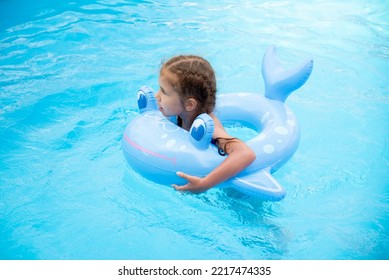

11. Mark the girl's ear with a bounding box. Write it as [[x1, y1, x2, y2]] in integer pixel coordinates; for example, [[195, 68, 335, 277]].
[[185, 98, 197, 112]]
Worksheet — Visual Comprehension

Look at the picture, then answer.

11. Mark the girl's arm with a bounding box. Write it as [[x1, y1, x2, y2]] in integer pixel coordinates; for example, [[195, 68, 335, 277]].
[[172, 115, 256, 193]]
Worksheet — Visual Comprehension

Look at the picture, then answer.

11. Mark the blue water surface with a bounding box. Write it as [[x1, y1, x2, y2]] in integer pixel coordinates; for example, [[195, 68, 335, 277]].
[[0, 0, 388, 260]]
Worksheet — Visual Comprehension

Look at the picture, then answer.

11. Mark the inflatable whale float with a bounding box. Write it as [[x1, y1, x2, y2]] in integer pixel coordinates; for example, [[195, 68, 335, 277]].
[[122, 46, 313, 200]]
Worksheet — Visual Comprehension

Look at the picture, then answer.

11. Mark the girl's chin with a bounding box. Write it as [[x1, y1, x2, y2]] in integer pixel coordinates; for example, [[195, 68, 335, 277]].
[[159, 107, 175, 118], [159, 108, 168, 117]]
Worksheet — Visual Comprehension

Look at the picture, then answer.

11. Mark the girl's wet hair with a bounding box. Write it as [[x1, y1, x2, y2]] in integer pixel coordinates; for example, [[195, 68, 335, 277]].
[[160, 55, 217, 116], [211, 137, 238, 156]]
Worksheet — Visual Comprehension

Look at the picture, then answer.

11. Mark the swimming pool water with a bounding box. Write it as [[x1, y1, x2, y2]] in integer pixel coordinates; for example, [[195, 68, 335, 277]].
[[0, 0, 388, 260]]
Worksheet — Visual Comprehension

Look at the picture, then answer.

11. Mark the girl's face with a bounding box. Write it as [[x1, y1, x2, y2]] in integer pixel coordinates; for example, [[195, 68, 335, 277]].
[[155, 74, 184, 117]]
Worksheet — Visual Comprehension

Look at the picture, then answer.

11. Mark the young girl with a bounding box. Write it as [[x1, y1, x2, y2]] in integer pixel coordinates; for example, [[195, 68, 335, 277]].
[[155, 55, 256, 193]]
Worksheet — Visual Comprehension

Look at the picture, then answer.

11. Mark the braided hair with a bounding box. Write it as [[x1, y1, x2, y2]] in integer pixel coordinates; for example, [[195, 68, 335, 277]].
[[160, 55, 217, 123]]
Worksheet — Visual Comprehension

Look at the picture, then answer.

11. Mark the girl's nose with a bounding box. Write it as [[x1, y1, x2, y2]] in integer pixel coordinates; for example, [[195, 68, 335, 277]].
[[155, 91, 160, 100]]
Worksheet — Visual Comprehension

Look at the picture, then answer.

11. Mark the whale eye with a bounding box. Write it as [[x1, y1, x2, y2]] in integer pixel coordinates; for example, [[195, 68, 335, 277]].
[[190, 119, 206, 141], [136, 86, 157, 113], [189, 114, 214, 150], [137, 92, 147, 110]]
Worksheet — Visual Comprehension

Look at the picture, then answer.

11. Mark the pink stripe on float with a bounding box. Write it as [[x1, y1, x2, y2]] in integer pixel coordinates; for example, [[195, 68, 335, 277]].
[[124, 134, 176, 165]]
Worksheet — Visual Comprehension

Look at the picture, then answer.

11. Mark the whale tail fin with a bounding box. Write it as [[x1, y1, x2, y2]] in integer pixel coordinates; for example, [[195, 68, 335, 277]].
[[262, 45, 313, 102]]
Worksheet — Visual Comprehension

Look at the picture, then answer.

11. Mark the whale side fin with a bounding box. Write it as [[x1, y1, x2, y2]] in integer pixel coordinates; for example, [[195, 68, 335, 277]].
[[262, 45, 313, 102], [230, 169, 286, 201]]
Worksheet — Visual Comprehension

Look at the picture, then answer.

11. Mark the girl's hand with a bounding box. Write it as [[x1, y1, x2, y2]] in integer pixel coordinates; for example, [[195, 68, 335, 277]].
[[171, 172, 210, 193]]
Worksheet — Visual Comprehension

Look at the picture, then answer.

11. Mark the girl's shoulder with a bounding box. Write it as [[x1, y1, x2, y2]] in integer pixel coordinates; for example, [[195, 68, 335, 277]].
[[209, 113, 229, 139]]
